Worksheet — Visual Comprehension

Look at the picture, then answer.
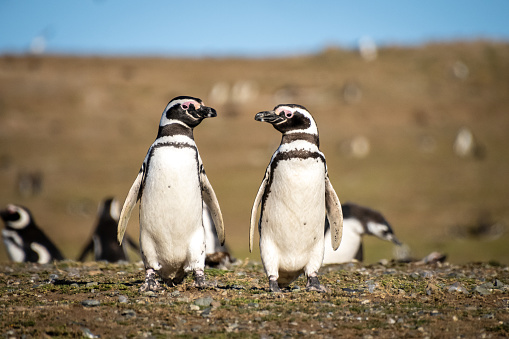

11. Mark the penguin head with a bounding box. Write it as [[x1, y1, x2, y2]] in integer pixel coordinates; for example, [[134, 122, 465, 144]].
[[255, 104, 318, 136], [98, 197, 120, 223], [159, 96, 217, 129], [343, 202, 402, 245], [0, 204, 33, 230]]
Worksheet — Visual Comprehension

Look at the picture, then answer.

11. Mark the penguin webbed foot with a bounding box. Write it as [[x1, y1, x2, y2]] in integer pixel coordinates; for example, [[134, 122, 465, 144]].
[[193, 270, 216, 289], [306, 275, 327, 293], [139, 269, 161, 292], [268, 276, 282, 293]]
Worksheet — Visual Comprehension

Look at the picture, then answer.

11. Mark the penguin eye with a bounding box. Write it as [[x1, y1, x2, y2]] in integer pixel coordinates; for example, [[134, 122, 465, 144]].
[[182, 101, 196, 110], [284, 110, 294, 119]]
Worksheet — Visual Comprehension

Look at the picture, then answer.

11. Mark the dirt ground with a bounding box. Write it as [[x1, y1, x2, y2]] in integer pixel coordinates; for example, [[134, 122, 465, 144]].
[[1, 260, 508, 338]]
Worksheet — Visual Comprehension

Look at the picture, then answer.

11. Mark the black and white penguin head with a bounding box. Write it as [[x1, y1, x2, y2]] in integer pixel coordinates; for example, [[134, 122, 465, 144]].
[[98, 197, 120, 223], [0, 204, 33, 231], [255, 104, 318, 136], [343, 203, 401, 245], [159, 96, 217, 129]]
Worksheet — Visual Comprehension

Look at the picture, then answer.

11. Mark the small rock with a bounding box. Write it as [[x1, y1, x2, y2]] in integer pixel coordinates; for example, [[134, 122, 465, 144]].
[[201, 307, 212, 317], [190, 304, 200, 311], [387, 317, 396, 324], [448, 282, 469, 294], [121, 309, 136, 319], [81, 327, 99, 338], [194, 297, 213, 307], [474, 285, 492, 296], [118, 295, 128, 303], [171, 290, 180, 297], [177, 297, 190, 303], [86, 282, 98, 288], [82, 300, 100, 307]]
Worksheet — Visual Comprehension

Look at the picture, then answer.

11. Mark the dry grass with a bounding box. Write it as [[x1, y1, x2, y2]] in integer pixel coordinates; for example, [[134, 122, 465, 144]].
[[1, 40, 508, 264]]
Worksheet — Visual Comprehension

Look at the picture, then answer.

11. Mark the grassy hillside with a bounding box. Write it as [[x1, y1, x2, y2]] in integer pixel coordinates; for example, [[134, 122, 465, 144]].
[[0, 41, 508, 264]]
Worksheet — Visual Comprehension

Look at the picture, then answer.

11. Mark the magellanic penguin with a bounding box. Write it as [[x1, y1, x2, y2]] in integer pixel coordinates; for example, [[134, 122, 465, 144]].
[[117, 96, 225, 292], [250, 104, 343, 293], [0, 204, 64, 263], [203, 202, 234, 268], [323, 202, 401, 265], [78, 197, 139, 262]]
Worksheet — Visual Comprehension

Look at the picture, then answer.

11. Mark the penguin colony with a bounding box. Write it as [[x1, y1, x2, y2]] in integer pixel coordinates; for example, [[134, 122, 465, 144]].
[[0, 96, 402, 293]]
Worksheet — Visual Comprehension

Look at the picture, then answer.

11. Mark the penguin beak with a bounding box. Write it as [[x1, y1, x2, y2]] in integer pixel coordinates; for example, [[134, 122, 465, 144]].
[[389, 235, 402, 246], [255, 110, 284, 124], [198, 105, 217, 119]]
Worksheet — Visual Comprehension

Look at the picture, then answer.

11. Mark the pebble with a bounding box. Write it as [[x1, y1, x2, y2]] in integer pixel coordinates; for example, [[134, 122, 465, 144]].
[[194, 297, 213, 307], [81, 327, 99, 338], [121, 309, 137, 319], [448, 282, 469, 294], [118, 295, 128, 303], [86, 282, 98, 288], [81, 300, 101, 307]]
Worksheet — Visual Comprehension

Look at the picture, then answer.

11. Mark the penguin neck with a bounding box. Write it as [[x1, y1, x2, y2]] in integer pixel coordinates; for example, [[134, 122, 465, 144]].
[[157, 123, 194, 140], [281, 132, 319, 148]]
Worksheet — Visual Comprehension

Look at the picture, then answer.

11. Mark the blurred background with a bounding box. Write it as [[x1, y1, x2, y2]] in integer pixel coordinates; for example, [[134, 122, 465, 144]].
[[1, 1, 508, 264]]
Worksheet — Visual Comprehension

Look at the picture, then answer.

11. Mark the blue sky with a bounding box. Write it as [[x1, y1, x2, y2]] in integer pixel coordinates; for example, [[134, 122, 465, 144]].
[[1, 0, 508, 57]]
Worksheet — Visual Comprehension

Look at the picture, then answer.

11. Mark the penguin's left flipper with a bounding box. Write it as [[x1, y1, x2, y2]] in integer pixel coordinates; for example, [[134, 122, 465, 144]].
[[200, 164, 225, 246], [117, 163, 145, 245], [249, 170, 269, 253], [325, 175, 343, 251]]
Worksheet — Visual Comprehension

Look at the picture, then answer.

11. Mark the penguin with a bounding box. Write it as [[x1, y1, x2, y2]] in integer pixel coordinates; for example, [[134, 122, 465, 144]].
[[250, 104, 343, 293], [203, 202, 233, 267], [78, 197, 139, 262], [322, 202, 401, 265], [0, 204, 64, 263], [117, 96, 225, 292]]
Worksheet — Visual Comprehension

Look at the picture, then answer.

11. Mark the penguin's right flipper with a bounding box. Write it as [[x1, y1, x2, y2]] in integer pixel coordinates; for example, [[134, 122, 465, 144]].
[[325, 175, 343, 251], [250, 170, 269, 253], [117, 163, 145, 245], [77, 240, 94, 262]]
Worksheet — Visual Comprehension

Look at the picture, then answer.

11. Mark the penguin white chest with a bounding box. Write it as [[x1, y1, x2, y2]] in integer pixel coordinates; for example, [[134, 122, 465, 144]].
[[140, 146, 204, 268], [262, 157, 326, 263]]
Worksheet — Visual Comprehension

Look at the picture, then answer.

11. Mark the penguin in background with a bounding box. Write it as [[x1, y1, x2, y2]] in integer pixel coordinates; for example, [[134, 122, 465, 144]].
[[78, 197, 139, 262], [250, 104, 343, 293], [117, 96, 225, 292], [0, 204, 64, 263], [203, 202, 234, 267], [323, 202, 401, 265]]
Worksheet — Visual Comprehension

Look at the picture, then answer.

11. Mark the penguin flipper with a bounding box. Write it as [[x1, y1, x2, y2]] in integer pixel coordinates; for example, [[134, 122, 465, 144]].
[[117, 167, 144, 245], [200, 170, 225, 246], [250, 172, 268, 253], [325, 175, 343, 251]]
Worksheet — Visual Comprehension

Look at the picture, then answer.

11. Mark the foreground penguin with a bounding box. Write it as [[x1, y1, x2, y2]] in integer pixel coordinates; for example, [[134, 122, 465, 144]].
[[323, 202, 401, 265], [250, 104, 343, 292], [78, 197, 139, 262], [117, 96, 225, 292], [1, 204, 64, 263]]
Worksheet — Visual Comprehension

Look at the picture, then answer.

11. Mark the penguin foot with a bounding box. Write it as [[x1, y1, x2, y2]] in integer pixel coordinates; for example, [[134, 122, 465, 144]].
[[193, 270, 214, 289], [139, 272, 161, 292], [306, 275, 327, 293], [269, 276, 282, 293]]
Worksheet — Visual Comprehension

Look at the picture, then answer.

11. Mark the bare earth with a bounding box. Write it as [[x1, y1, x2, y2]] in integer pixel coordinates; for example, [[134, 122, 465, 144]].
[[1, 260, 508, 338]]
